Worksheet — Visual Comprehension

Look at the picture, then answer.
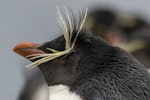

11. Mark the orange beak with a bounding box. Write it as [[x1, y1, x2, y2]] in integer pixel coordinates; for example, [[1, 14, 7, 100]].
[[13, 42, 45, 57]]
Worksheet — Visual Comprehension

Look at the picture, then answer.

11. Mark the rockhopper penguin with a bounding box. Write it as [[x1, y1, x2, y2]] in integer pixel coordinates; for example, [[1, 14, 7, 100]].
[[13, 7, 150, 100]]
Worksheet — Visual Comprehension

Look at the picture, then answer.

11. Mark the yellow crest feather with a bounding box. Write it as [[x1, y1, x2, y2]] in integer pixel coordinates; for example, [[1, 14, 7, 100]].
[[26, 7, 88, 69]]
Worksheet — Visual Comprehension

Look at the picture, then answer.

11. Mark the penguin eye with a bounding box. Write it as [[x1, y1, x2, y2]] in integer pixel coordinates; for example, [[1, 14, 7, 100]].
[[59, 50, 76, 64], [59, 59, 66, 64]]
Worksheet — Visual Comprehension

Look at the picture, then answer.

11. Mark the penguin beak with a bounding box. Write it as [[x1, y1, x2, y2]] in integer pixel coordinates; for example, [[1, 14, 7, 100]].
[[13, 42, 45, 57]]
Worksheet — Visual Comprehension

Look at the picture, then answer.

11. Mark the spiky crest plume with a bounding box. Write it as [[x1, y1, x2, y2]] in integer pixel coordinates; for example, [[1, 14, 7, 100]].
[[26, 7, 88, 69]]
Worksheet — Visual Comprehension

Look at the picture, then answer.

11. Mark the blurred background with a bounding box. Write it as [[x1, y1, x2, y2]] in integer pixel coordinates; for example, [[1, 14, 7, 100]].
[[1, 0, 150, 100]]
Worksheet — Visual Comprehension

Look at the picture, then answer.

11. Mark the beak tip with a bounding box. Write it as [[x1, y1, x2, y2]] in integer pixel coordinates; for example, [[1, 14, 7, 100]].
[[13, 44, 20, 53]]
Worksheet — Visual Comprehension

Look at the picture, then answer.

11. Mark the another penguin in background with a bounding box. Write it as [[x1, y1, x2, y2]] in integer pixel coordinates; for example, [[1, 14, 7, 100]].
[[85, 8, 150, 71], [85, 7, 117, 39], [115, 15, 150, 70], [13, 8, 150, 100]]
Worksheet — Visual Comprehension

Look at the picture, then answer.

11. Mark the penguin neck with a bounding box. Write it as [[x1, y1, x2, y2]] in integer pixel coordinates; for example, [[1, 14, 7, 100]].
[[48, 84, 83, 100]]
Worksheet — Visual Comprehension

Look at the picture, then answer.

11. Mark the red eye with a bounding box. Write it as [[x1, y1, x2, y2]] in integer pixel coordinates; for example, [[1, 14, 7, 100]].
[[60, 59, 66, 63]]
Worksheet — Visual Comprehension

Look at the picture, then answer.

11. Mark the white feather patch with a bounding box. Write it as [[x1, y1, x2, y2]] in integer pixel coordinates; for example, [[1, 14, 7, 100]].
[[49, 84, 83, 100]]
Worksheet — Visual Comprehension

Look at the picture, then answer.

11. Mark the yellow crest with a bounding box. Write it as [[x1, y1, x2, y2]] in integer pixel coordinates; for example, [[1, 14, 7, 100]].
[[26, 6, 88, 69]]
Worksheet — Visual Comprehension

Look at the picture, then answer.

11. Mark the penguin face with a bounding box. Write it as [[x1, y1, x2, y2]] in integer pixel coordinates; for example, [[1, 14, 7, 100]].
[[13, 30, 109, 86], [35, 34, 82, 86]]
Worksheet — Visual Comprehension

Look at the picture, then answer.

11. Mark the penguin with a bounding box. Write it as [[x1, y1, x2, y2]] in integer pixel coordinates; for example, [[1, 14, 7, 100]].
[[17, 8, 118, 100], [84, 8, 117, 39], [13, 8, 150, 100]]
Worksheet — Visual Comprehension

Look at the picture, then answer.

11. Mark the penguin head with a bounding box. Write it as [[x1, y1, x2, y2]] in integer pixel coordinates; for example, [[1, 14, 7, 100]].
[[13, 8, 109, 86], [13, 30, 109, 86]]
